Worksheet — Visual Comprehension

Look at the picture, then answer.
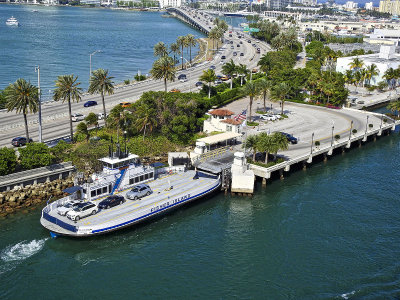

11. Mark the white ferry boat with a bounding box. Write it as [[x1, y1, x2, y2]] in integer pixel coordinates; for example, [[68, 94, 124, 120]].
[[6, 16, 19, 26], [40, 146, 221, 237]]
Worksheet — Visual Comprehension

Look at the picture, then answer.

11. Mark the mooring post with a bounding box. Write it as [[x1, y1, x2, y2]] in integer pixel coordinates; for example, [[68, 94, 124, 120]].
[[279, 169, 284, 180], [342, 146, 345, 155], [358, 139, 362, 148], [303, 162, 307, 170], [323, 153, 328, 162], [262, 178, 267, 187]]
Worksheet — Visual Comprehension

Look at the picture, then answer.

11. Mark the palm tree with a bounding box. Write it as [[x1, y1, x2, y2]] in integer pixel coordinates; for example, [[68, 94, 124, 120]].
[[177, 36, 186, 70], [242, 81, 259, 121], [221, 59, 236, 89], [208, 28, 219, 54], [150, 56, 176, 92], [200, 69, 217, 98], [53, 75, 82, 140], [271, 82, 290, 115], [348, 57, 364, 72], [365, 64, 378, 86], [384, 67, 397, 89], [5, 78, 38, 141], [256, 132, 274, 164], [185, 34, 197, 64], [344, 70, 354, 89], [236, 64, 249, 86], [154, 41, 168, 57], [134, 104, 158, 139], [85, 112, 99, 136], [271, 132, 289, 160], [243, 135, 258, 161], [88, 69, 114, 125], [257, 78, 272, 112], [387, 100, 400, 117], [170, 42, 180, 65]]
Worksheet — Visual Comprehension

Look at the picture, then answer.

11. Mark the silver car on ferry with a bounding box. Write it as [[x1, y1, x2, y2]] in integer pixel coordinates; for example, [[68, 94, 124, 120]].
[[126, 184, 152, 200]]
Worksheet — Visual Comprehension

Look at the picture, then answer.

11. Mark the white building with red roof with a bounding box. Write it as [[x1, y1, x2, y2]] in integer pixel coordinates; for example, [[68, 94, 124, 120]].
[[203, 109, 243, 134]]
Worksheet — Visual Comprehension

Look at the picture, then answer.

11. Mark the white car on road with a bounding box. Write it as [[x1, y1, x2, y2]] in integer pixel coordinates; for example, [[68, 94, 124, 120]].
[[66, 202, 98, 221], [261, 114, 279, 121], [71, 113, 85, 122]]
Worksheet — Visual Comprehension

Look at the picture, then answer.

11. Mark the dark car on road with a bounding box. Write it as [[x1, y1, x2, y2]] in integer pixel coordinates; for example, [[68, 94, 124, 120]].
[[84, 100, 97, 107], [240, 53, 244, 56], [279, 132, 298, 144], [98, 195, 125, 209], [11, 137, 32, 147]]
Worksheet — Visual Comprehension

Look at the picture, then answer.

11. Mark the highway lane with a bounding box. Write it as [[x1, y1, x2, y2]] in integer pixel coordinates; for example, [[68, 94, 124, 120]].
[[0, 10, 269, 148]]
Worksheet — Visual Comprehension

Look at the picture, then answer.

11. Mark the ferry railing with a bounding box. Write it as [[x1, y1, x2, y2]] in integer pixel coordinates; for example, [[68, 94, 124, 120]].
[[42, 211, 77, 233]]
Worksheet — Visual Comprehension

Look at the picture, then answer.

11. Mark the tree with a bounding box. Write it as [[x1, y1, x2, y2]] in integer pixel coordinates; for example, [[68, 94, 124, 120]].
[[5, 78, 38, 141], [54, 75, 83, 140], [177, 36, 187, 70], [365, 64, 378, 86], [222, 59, 237, 89], [256, 132, 275, 164], [19, 143, 53, 170], [387, 100, 400, 117], [242, 81, 259, 121], [271, 132, 289, 160], [257, 78, 272, 112], [208, 27, 220, 54], [348, 57, 364, 71], [0, 147, 17, 176], [200, 69, 217, 98], [153, 41, 168, 57], [236, 64, 249, 86], [243, 135, 258, 161], [150, 56, 176, 92], [170, 42, 180, 65], [88, 69, 114, 125], [76, 122, 89, 141], [384, 67, 397, 89], [185, 34, 197, 64], [134, 103, 158, 139], [271, 82, 290, 115], [85, 112, 99, 136]]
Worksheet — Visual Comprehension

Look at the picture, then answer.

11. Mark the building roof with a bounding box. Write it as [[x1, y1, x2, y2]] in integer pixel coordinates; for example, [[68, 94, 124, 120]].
[[209, 109, 235, 116], [196, 132, 242, 145], [221, 119, 243, 125]]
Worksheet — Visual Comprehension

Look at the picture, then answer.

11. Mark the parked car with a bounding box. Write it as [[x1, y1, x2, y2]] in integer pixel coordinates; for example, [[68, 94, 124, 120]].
[[66, 202, 98, 221], [71, 113, 85, 122], [84, 100, 97, 107], [57, 200, 82, 216], [279, 132, 298, 144], [11, 137, 32, 147], [120, 102, 131, 108], [240, 53, 244, 56], [261, 114, 278, 121], [209, 65, 216, 70], [214, 79, 223, 85], [231, 45, 234, 49], [233, 52, 237, 56], [97, 112, 105, 120], [170, 88, 181, 93], [178, 74, 187, 82], [98, 195, 125, 209], [195, 81, 203, 89], [248, 39, 251, 43], [239, 41, 243, 44], [126, 184, 152, 200], [221, 55, 226, 60]]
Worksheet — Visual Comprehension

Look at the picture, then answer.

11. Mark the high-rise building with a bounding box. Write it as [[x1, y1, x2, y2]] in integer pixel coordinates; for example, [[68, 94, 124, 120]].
[[379, 0, 400, 15], [264, 0, 294, 10], [159, 0, 181, 8], [365, 1, 374, 10]]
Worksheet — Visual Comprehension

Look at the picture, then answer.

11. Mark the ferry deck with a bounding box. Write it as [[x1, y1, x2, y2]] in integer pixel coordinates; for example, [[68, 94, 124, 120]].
[[40, 170, 220, 236]]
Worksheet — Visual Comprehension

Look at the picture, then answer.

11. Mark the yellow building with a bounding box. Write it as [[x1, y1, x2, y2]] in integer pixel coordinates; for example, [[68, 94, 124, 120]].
[[379, 0, 400, 15]]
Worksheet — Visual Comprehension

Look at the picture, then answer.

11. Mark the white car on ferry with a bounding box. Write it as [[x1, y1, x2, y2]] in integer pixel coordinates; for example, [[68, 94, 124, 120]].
[[66, 202, 98, 221]]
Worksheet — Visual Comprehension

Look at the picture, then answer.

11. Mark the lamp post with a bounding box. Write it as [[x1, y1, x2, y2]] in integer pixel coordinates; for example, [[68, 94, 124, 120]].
[[349, 120, 353, 141], [310, 132, 314, 154], [181, 56, 192, 92], [365, 115, 369, 134], [35, 66, 42, 143], [330, 124, 334, 147], [89, 50, 101, 82], [124, 130, 127, 156]]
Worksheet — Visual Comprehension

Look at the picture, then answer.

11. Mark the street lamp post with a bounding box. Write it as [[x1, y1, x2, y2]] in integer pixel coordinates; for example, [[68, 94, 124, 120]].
[[365, 115, 369, 134], [331, 124, 334, 147], [349, 120, 353, 141], [310, 132, 314, 154], [35, 66, 42, 143], [89, 50, 101, 81]]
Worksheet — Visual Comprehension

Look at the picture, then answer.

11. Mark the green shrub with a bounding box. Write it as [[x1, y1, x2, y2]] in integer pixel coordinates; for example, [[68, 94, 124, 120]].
[[0, 147, 17, 175], [247, 121, 259, 126], [124, 79, 130, 85], [334, 134, 340, 140], [352, 129, 358, 134], [19, 143, 53, 170], [315, 141, 320, 147]]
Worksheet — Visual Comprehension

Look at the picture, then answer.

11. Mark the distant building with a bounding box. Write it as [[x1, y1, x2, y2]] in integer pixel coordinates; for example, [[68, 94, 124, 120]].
[[264, 0, 294, 10], [344, 1, 358, 10], [159, 0, 181, 8], [336, 45, 400, 84], [80, 0, 101, 5], [367, 28, 400, 46], [379, 0, 400, 15], [365, 1, 374, 10]]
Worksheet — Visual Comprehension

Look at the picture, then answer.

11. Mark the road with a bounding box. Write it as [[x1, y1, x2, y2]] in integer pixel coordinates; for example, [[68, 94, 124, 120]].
[[0, 7, 270, 148]]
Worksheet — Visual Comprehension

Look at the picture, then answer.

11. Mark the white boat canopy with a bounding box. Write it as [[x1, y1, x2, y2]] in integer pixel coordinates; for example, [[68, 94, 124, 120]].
[[196, 132, 242, 145]]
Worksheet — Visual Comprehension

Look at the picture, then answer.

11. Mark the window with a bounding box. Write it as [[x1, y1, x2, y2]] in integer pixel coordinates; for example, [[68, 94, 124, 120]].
[[226, 125, 232, 132], [144, 173, 149, 180], [109, 184, 112, 192], [149, 172, 154, 179], [140, 175, 144, 182], [102, 186, 107, 194], [129, 178, 134, 185], [135, 177, 140, 183], [91, 190, 96, 197], [83, 189, 86, 195]]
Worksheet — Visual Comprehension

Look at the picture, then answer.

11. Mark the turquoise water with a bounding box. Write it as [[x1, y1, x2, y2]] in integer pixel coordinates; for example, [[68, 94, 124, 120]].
[[0, 4, 204, 95], [1, 131, 399, 299]]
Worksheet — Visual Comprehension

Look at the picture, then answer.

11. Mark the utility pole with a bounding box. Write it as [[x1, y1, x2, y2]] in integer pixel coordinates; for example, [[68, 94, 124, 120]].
[[35, 66, 42, 143]]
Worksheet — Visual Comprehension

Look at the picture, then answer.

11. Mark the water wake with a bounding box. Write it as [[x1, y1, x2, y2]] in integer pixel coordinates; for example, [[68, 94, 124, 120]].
[[341, 290, 355, 299], [1, 238, 48, 263]]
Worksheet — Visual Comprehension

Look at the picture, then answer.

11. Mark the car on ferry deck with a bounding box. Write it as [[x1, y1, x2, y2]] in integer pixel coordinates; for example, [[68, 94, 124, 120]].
[[98, 195, 125, 209], [66, 202, 98, 221], [126, 184, 152, 200], [57, 200, 82, 216]]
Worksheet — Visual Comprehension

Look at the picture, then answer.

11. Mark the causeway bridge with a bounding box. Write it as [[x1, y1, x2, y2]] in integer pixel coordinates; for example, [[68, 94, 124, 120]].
[[167, 7, 212, 34]]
